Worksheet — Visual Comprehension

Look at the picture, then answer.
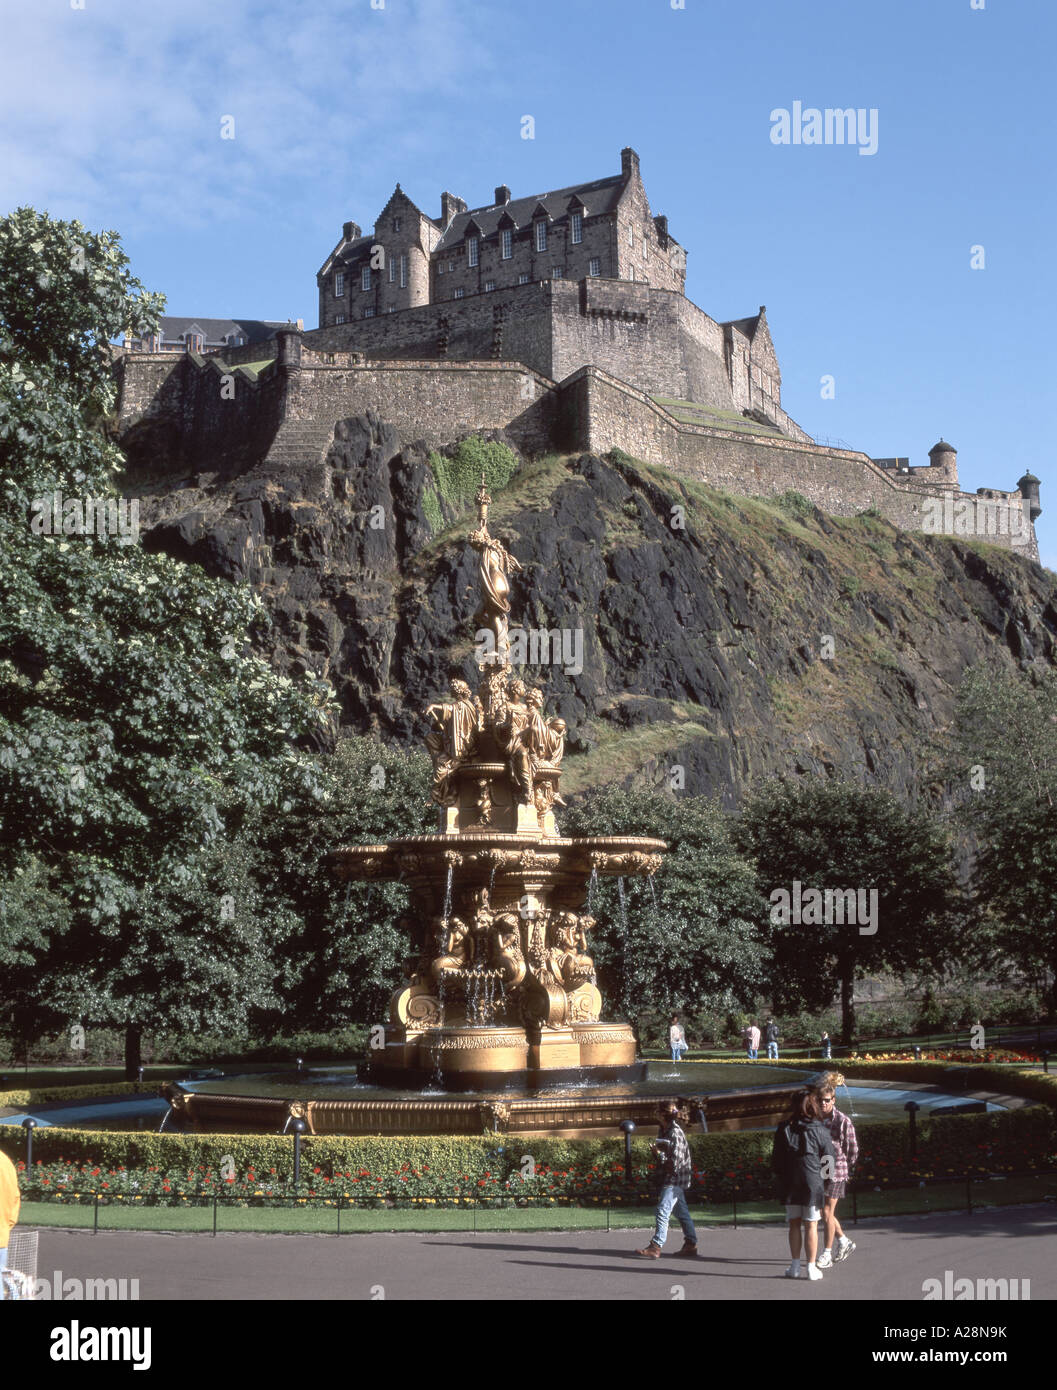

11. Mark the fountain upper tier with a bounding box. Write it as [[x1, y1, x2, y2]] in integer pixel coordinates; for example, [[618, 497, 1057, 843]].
[[331, 475, 667, 1089]]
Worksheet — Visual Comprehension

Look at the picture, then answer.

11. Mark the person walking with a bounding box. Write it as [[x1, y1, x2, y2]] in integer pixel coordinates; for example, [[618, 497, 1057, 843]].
[[813, 1073, 858, 1268], [635, 1101, 698, 1259], [0, 1146, 20, 1281], [745, 1021, 761, 1060], [820, 1031, 832, 1060], [765, 1018, 780, 1060], [669, 1015, 688, 1064], [771, 1089, 835, 1280]]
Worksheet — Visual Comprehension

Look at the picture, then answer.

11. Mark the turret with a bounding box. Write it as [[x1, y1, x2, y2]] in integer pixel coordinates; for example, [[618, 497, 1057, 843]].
[[1017, 471, 1042, 523], [927, 439, 958, 487]]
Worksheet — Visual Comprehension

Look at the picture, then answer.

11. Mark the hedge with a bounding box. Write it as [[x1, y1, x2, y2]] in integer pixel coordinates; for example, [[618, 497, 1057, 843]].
[[0, 1081, 151, 1108], [5, 1104, 1053, 1204]]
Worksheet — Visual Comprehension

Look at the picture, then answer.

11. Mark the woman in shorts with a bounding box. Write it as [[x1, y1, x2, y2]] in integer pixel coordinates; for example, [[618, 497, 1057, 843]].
[[771, 1088, 835, 1281], [814, 1072, 858, 1267]]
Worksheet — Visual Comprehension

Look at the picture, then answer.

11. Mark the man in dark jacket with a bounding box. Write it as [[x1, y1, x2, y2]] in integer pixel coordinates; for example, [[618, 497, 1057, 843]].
[[635, 1101, 698, 1259], [771, 1090, 836, 1280], [765, 1018, 780, 1060]]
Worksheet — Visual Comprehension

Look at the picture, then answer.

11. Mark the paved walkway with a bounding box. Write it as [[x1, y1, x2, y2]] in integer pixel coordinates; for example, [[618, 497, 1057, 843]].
[[19, 1203, 1055, 1301]]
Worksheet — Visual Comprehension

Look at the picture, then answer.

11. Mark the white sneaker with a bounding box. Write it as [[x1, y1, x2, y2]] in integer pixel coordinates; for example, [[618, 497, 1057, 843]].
[[806, 1263, 824, 1281], [835, 1238, 856, 1263], [784, 1262, 801, 1278], [815, 1248, 833, 1269]]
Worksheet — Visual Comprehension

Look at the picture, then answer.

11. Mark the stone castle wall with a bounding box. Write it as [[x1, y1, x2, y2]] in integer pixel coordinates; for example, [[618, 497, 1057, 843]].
[[114, 349, 1039, 561]]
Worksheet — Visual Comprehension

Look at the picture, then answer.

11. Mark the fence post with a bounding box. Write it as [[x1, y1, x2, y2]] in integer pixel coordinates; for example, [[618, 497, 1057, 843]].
[[212, 1193, 218, 1237], [473, 1194, 477, 1234], [731, 1190, 737, 1231], [337, 1196, 342, 1237], [93, 1192, 99, 1233]]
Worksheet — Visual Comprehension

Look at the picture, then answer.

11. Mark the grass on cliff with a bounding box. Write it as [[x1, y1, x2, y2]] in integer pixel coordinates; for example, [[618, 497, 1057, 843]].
[[422, 437, 521, 533]]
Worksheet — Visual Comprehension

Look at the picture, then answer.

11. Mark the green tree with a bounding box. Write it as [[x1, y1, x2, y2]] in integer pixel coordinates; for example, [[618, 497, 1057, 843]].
[[255, 735, 434, 1031], [0, 209, 333, 1074], [735, 780, 961, 1043], [561, 789, 772, 1040], [944, 665, 1057, 1009]]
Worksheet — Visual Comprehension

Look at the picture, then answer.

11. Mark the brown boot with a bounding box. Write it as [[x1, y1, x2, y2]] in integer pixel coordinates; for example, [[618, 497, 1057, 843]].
[[674, 1242, 699, 1258], [635, 1244, 662, 1258]]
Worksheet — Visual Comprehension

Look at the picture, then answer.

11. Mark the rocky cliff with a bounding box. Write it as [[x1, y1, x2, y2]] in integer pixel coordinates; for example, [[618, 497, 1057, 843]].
[[131, 413, 1057, 808]]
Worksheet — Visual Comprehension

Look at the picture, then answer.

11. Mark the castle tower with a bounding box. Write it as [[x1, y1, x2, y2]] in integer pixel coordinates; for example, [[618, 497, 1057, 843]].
[[927, 439, 959, 488], [1018, 471, 1042, 523]]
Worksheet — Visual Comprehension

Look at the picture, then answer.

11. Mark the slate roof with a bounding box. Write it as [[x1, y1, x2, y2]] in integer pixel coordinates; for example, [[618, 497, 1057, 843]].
[[159, 317, 292, 344], [720, 312, 764, 340], [433, 174, 629, 252]]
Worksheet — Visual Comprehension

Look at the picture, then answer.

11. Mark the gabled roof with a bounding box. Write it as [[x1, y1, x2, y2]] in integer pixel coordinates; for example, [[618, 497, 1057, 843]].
[[433, 173, 630, 251], [720, 311, 765, 340], [158, 317, 291, 343]]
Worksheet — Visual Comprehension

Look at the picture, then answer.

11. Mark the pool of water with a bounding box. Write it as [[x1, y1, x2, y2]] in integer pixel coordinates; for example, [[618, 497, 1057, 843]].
[[0, 1065, 1008, 1132]]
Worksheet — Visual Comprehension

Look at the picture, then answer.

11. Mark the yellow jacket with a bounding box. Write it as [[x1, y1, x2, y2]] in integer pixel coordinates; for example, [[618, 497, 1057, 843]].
[[0, 1149, 20, 1248]]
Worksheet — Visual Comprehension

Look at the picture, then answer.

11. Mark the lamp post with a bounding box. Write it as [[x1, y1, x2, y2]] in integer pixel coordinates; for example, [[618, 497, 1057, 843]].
[[904, 1100, 920, 1158], [291, 1116, 307, 1184], [22, 1117, 37, 1169], [619, 1120, 635, 1184]]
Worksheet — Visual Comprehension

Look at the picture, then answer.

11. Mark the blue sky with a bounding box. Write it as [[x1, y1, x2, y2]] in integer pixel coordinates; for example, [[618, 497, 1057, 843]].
[[1, 0, 1054, 566]]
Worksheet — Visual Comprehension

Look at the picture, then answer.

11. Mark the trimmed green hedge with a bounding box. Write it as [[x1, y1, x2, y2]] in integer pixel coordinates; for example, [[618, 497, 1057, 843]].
[[0, 1080, 151, 1108], [9, 1104, 1053, 1204]]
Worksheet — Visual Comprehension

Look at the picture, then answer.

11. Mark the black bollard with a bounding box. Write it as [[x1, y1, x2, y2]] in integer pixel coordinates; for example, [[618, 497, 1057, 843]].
[[913, 1046, 922, 1061], [291, 1116, 307, 1184], [22, 1117, 37, 1170], [904, 1100, 920, 1158], [619, 1120, 636, 1184], [296, 1056, 305, 1075], [1043, 1050, 1050, 1075]]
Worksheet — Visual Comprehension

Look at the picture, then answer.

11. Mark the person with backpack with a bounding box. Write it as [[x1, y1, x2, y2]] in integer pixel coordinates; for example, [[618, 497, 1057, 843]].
[[765, 1018, 780, 1060], [635, 1100, 699, 1259], [813, 1072, 858, 1268], [771, 1089, 836, 1280]]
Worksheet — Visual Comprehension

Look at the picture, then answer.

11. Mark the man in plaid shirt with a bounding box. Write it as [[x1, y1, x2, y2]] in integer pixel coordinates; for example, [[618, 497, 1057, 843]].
[[815, 1076, 858, 1268], [636, 1101, 698, 1259]]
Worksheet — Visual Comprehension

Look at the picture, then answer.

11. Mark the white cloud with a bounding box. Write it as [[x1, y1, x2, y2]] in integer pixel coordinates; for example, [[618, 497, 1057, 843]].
[[0, 0, 499, 229]]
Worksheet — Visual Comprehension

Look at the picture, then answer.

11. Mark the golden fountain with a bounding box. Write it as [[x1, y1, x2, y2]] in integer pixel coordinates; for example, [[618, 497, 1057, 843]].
[[163, 480, 803, 1136], [332, 475, 665, 1090]]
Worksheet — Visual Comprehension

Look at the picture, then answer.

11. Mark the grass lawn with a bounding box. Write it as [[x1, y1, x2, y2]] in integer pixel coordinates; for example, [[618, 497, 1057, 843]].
[[20, 1175, 1056, 1236]]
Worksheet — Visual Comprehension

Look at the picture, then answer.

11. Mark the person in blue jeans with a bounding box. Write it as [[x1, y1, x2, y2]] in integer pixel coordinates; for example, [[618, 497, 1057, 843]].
[[635, 1102, 698, 1258], [668, 1014, 688, 1063], [765, 1019, 780, 1060]]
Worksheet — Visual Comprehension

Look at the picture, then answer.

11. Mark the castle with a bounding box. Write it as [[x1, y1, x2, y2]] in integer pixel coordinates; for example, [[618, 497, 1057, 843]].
[[117, 147, 1042, 558]]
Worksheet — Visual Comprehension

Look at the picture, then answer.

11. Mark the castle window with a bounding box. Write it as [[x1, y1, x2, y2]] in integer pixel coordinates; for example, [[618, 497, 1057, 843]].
[[501, 228, 512, 259], [393, 216, 402, 232], [400, 254, 407, 288], [388, 258, 396, 282], [449, 261, 455, 271], [467, 236, 479, 267], [364, 306, 375, 318], [335, 314, 346, 325], [335, 271, 345, 297], [627, 224, 634, 246], [361, 266, 371, 291], [535, 219, 547, 253], [387, 305, 395, 313], [485, 280, 496, 292], [453, 287, 465, 299], [643, 239, 649, 261], [518, 273, 530, 284], [589, 258, 601, 277], [570, 211, 583, 244], [551, 266, 564, 278], [438, 262, 444, 274]]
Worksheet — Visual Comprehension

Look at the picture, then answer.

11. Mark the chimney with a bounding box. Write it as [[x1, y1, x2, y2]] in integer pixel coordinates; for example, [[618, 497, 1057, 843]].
[[654, 213, 668, 244], [343, 221, 361, 242], [495, 184, 511, 205], [440, 191, 466, 226], [621, 147, 640, 181]]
